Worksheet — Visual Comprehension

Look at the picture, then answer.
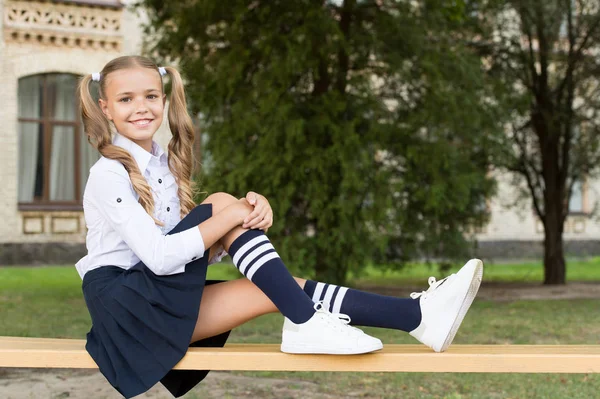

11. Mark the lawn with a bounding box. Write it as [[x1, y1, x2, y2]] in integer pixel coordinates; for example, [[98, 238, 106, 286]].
[[1, 262, 599, 398], [350, 257, 600, 285]]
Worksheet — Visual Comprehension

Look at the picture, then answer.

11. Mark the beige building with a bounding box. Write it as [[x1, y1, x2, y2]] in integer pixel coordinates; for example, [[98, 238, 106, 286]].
[[0, 0, 598, 265], [474, 175, 600, 259], [0, 0, 172, 264]]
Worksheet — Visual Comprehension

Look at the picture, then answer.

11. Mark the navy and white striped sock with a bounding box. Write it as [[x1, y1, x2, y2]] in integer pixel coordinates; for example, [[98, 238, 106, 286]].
[[303, 280, 422, 332], [228, 230, 316, 324]]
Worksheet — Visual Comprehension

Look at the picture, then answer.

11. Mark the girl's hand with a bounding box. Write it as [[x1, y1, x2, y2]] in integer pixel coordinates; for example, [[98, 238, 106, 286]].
[[228, 198, 254, 224], [242, 191, 273, 231]]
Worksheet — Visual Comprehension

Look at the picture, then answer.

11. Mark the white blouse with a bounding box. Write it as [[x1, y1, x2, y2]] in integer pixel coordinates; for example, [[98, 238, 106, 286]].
[[75, 133, 224, 279]]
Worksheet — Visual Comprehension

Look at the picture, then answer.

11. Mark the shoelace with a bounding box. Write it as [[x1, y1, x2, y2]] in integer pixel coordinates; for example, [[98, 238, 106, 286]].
[[410, 276, 451, 300], [314, 301, 361, 335]]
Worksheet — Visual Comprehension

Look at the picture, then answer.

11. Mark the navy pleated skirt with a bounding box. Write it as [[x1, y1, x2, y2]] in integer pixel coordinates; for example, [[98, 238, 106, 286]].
[[82, 204, 231, 398]]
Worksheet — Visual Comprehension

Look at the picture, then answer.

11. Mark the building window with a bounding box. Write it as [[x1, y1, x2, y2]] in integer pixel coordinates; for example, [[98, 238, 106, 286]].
[[18, 73, 100, 209], [568, 180, 585, 214]]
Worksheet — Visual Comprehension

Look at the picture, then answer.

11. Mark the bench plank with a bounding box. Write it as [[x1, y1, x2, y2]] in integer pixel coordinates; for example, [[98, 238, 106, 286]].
[[1, 337, 598, 373]]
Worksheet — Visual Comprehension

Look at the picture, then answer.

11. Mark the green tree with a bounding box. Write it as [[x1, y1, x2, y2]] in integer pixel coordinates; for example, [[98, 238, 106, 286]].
[[141, 0, 501, 283], [473, 0, 600, 284]]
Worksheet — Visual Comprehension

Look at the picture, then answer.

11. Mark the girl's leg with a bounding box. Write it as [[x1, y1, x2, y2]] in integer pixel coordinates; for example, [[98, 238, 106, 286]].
[[302, 279, 422, 332], [190, 278, 277, 341], [201, 193, 315, 324], [193, 233, 481, 354], [191, 275, 307, 341], [197, 193, 382, 354], [301, 259, 484, 353]]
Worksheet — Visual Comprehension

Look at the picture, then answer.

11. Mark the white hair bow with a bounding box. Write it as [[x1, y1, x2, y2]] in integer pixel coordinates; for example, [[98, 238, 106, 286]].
[[91, 67, 166, 82]]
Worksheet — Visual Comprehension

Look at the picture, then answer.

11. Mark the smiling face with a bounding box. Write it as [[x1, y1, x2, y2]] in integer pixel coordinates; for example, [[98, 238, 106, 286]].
[[98, 67, 166, 152]]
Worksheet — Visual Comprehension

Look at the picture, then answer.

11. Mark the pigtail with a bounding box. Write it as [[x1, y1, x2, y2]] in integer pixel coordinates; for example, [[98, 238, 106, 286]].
[[78, 72, 164, 226], [163, 66, 197, 218], [79, 74, 112, 149]]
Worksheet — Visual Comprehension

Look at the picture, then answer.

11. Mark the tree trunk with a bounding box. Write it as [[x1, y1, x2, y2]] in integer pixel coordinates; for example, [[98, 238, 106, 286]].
[[534, 98, 567, 284], [542, 196, 566, 285]]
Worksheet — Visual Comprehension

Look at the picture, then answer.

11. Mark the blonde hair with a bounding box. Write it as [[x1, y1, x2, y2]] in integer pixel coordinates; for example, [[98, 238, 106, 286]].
[[79, 55, 197, 224]]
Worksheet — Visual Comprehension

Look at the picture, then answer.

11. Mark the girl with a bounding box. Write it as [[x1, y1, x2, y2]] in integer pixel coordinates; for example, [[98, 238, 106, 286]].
[[77, 55, 483, 398]]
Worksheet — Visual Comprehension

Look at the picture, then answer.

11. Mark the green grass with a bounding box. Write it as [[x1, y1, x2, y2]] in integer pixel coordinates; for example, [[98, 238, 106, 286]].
[[1, 264, 599, 398], [0, 265, 237, 338], [351, 257, 600, 286]]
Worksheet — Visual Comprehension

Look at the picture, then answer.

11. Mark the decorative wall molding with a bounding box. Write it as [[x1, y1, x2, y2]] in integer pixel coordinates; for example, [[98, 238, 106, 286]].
[[23, 215, 44, 235], [50, 215, 80, 234], [3, 0, 123, 50], [21, 211, 85, 236]]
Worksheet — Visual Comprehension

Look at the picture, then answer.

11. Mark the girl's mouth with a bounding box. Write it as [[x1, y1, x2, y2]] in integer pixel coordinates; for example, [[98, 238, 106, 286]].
[[130, 119, 153, 127]]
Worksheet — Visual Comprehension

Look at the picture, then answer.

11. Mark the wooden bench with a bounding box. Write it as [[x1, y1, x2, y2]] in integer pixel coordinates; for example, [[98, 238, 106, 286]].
[[1, 337, 598, 373]]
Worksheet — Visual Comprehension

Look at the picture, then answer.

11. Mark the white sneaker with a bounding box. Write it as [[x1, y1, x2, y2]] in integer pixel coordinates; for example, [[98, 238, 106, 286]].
[[409, 259, 483, 353], [281, 302, 383, 355]]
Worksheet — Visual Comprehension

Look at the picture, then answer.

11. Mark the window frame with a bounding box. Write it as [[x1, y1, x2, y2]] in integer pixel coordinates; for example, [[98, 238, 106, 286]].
[[17, 73, 84, 211], [567, 178, 589, 216]]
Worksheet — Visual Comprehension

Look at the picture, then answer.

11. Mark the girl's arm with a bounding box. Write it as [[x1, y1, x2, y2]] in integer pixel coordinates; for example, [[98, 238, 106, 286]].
[[197, 199, 253, 249], [86, 167, 249, 275]]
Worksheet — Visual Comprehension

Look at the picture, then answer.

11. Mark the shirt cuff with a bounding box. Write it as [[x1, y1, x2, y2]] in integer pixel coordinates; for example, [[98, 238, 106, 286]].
[[179, 226, 206, 262]]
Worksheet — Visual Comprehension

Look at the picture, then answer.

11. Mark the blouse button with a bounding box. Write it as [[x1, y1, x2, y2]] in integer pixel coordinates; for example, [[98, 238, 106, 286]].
[[167, 207, 170, 212], [116, 198, 122, 203], [158, 178, 162, 184]]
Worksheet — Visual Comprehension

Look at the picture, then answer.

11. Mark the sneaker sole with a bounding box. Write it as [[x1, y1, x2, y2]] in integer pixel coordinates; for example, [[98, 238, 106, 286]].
[[439, 259, 483, 352], [280, 341, 383, 355]]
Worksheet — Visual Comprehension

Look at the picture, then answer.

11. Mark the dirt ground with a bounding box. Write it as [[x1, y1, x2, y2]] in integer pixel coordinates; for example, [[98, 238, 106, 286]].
[[2, 281, 599, 399], [0, 368, 338, 399]]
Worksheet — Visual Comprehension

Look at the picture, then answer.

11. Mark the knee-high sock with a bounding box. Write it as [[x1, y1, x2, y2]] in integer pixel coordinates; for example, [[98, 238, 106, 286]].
[[228, 230, 315, 324], [303, 280, 422, 332]]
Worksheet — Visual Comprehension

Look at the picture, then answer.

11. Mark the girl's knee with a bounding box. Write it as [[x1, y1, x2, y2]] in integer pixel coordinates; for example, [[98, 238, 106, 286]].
[[202, 192, 237, 204], [201, 192, 238, 213]]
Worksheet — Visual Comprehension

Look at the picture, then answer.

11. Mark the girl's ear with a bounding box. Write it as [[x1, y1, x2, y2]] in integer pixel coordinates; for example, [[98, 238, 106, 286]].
[[162, 93, 167, 106], [98, 98, 113, 121]]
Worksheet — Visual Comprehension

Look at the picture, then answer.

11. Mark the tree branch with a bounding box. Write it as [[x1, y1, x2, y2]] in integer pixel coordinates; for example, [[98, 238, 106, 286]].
[[556, 7, 600, 103], [509, 122, 545, 220], [517, 3, 540, 92], [533, 0, 549, 99]]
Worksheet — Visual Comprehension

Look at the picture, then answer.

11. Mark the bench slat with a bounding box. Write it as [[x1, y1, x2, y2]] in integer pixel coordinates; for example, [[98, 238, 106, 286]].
[[1, 337, 598, 373]]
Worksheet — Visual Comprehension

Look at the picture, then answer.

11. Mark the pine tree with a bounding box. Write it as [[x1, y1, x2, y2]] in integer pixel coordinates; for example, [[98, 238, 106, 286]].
[[141, 0, 501, 283]]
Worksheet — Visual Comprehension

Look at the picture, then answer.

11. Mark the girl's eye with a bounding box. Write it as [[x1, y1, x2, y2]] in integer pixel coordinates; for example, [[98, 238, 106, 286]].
[[147, 95, 158, 100], [119, 97, 131, 103]]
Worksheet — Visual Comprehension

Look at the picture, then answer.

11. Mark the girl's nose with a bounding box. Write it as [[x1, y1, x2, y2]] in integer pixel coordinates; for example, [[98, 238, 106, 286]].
[[135, 101, 149, 114]]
